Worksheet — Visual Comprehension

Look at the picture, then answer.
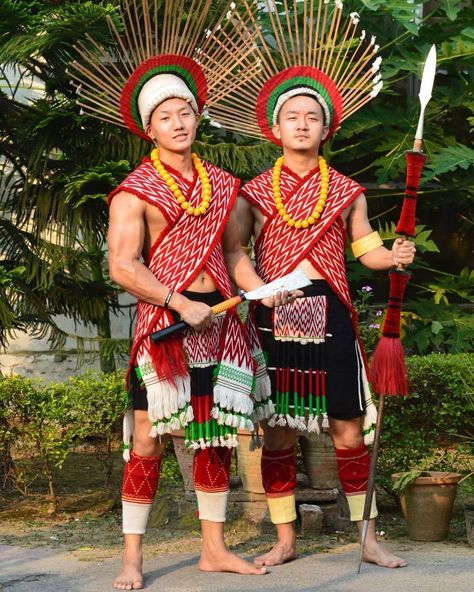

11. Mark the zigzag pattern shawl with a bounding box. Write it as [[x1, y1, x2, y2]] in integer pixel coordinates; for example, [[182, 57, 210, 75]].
[[110, 159, 271, 445], [241, 165, 377, 443], [241, 165, 362, 308]]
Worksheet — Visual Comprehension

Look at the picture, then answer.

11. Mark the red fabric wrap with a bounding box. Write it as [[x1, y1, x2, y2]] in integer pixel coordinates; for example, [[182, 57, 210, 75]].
[[261, 446, 296, 498], [108, 158, 239, 386], [335, 443, 370, 496], [122, 450, 162, 504], [193, 446, 232, 493], [381, 271, 410, 338], [370, 270, 410, 396], [241, 165, 370, 375], [395, 150, 427, 237]]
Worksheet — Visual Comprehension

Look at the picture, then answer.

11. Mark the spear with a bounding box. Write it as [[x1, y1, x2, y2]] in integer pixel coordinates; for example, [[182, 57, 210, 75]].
[[357, 44, 437, 574]]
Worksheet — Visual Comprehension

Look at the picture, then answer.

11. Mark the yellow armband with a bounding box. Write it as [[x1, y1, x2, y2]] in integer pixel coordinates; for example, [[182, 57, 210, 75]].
[[351, 231, 383, 259]]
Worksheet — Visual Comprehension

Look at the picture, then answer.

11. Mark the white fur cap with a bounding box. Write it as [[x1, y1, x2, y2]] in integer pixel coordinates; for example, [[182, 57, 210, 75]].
[[137, 73, 198, 128], [272, 87, 331, 127]]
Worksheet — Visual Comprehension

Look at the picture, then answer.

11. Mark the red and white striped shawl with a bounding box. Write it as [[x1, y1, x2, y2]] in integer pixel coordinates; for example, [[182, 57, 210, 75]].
[[109, 157, 240, 369], [240, 164, 364, 314]]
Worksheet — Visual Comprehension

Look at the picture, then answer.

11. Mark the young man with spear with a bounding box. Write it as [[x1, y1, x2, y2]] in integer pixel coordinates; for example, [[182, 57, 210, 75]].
[[207, 0, 415, 570], [69, 1, 302, 588]]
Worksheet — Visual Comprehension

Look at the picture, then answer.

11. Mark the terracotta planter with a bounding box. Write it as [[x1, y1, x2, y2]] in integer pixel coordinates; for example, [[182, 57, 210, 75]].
[[172, 432, 194, 492], [236, 431, 264, 494], [392, 471, 461, 541], [300, 432, 340, 489]]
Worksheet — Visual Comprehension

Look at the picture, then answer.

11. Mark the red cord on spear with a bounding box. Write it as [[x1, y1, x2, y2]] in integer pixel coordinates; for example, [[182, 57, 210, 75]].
[[370, 148, 426, 397], [357, 44, 437, 574]]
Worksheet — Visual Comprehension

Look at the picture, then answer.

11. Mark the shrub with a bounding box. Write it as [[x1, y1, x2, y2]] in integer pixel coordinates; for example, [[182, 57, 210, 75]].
[[0, 375, 78, 509], [2, 355, 473, 507], [0, 371, 127, 509], [378, 353, 474, 495], [52, 371, 126, 486]]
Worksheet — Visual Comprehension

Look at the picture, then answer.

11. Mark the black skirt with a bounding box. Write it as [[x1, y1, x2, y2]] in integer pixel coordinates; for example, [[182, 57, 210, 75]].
[[130, 289, 221, 411], [255, 280, 365, 421]]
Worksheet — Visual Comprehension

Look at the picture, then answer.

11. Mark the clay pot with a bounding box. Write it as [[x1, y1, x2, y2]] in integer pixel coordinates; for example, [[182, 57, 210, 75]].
[[236, 431, 264, 494], [300, 432, 340, 489], [392, 471, 461, 541], [171, 431, 194, 492]]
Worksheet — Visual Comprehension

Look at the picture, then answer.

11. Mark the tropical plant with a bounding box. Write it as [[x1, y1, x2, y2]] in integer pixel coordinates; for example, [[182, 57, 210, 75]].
[[0, 0, 472, 364]]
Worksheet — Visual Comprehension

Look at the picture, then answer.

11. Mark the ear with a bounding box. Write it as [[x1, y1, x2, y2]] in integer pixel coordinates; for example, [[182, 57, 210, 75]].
[[322, 126, 330, 141], [272, 123, 281, 140], [145, 124, 156, 144]]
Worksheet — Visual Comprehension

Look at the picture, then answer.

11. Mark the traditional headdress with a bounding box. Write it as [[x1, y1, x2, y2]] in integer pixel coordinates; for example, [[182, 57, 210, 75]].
[[68, 0, 260, 142], [208, 0, 383, 145]]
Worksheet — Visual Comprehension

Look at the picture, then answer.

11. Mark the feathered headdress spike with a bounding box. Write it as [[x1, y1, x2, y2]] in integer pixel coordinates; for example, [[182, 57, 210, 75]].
[[68, 0, 260, 140], [208, 0, 383, 144]]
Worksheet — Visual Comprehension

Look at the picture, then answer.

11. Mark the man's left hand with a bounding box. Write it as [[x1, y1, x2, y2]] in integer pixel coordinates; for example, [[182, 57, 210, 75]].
[[392, 237, 416, 268], [261, 289, 303, 308]]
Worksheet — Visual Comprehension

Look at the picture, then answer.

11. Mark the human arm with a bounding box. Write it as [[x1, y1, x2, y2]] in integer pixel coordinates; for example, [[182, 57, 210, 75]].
[[107, 191, 213, 330], [347, 193, 416, 270], [223, 205, 291, 307], [236, 195, 255, 248]]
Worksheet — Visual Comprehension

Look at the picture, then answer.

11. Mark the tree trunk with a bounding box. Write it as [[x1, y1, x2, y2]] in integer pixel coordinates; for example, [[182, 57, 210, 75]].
[[87, 234, 116, 374], [97, 306, 115, 374], [0, 445, 14, 491], [44, 458, 58, 515]]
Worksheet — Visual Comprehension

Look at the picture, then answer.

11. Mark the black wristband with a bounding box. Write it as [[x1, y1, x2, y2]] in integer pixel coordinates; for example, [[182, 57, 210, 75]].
[[164, 289, 174, 309]]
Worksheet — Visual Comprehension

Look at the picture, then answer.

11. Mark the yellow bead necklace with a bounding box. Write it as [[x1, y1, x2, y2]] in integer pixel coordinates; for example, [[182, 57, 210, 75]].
[[273, 155, 330, 229], [150, 148, 211, 216]]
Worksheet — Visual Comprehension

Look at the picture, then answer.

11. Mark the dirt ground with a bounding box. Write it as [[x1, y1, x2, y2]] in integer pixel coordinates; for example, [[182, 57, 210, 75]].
[[0, 449, 472, 564]]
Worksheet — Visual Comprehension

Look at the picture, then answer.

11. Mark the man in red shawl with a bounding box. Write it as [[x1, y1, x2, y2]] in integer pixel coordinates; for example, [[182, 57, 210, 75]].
[[68, 1, 297, 587], [109, 67, 293, 588], [215, 0, 417, 573]]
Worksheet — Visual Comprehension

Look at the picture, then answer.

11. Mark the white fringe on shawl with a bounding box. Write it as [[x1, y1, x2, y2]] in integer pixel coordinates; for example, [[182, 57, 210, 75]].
[[136, 354, 193, 440]]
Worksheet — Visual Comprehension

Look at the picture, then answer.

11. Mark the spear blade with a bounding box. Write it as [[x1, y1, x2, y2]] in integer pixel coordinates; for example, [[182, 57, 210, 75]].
[[414, 44, 437, 150]]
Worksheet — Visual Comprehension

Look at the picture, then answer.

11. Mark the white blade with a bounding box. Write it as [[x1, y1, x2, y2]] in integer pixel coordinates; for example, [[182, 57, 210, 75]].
[[244, 269, 311, 300], [419, 44, 437, 107], [415, 44, 437, 142]]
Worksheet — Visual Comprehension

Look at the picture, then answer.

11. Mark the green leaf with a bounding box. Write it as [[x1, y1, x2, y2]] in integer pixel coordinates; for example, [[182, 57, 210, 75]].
[[442, 0, 464, 21], [392, 470, 426, 493], [424, 144, 474, 180]]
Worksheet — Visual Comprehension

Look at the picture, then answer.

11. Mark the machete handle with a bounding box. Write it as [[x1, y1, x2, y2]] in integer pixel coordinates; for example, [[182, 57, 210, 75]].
[[149, 294, 244, 343]]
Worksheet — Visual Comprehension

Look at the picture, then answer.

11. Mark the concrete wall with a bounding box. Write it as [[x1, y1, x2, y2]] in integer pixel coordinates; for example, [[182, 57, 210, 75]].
[[1, 294, 134, 380]]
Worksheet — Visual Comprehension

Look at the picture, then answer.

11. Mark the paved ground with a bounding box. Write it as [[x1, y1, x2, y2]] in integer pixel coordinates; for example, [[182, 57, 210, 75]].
[[1, 541, 473, 592]]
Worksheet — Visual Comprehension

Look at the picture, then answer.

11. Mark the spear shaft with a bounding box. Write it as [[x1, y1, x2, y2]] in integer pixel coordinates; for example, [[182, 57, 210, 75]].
[[357, 44, 437, 574]]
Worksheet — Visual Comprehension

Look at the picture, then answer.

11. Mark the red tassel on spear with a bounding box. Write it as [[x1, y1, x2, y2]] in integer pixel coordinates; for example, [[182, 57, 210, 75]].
[[357, 44, 437, 574]]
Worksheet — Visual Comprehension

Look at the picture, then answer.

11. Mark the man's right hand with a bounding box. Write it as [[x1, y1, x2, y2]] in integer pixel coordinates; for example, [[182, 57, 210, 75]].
[[171, 295, 214, 331]]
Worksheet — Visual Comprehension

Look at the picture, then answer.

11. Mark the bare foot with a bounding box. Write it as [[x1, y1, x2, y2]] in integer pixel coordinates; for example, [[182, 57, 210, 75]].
[[113, 551, 144, 590], [254, 540, 296, 566], [363, 539, 407, 569], [199, 548, 267, 575]]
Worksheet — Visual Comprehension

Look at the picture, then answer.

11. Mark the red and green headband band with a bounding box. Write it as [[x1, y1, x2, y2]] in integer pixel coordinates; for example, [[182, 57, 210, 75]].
[[256, 66, 343, 145], [120, 54, 207, 142]]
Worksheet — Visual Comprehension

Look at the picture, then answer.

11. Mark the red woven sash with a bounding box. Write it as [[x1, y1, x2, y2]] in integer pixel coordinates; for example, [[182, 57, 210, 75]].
[[241, 166, 363, 309], [110, 159, 269, 443]]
